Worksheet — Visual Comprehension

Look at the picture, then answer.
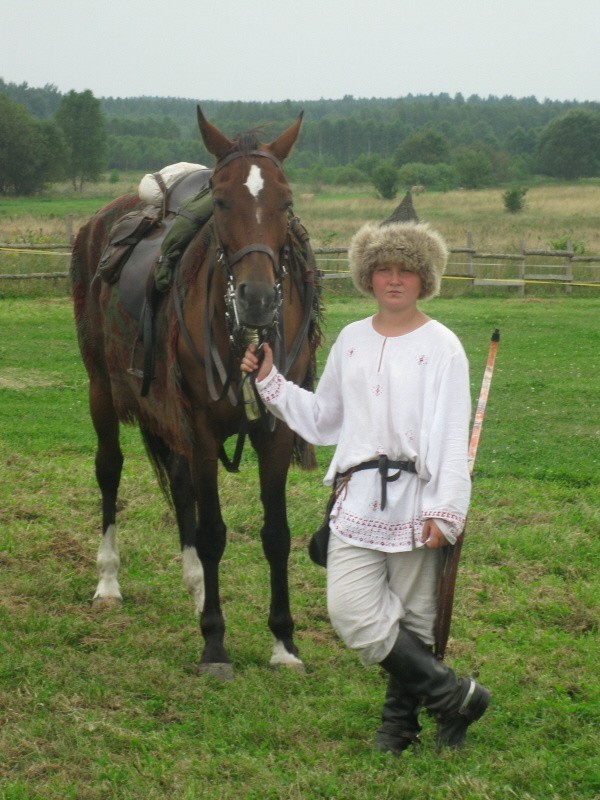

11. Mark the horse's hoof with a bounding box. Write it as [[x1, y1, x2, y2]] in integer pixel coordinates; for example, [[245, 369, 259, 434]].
[[276, 661, 306, 674], [91, 595, 122, 610], [270, 641, 305, 672], [198, 662, 234, 681]]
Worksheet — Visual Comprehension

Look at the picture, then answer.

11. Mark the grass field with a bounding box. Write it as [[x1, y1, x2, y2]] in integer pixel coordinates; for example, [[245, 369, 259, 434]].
[[0, 288, 598, 799]]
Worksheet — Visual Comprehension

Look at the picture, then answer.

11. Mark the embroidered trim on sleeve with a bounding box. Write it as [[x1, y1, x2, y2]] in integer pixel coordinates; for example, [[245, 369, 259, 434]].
[[258, 372, 286, 404], [422, 509, 466, 539]]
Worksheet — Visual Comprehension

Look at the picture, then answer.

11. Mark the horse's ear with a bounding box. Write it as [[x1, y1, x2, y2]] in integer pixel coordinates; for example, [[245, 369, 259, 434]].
[[268, 112, 304, 162], [197, 105, 234, 160]]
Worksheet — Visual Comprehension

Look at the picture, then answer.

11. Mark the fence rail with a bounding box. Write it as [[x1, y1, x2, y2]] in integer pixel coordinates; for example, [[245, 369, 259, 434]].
[[313, 236, 600, 294], [1, 236, 599, 292]]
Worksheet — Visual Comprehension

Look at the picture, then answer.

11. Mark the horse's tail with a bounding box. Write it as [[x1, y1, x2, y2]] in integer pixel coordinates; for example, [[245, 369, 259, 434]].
[[292, 437, 318, 470], [139, 426, 175, 507]]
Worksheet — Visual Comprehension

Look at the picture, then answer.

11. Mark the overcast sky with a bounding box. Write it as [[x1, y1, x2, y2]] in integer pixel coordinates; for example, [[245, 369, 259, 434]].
[[1, 0, 599, 105]]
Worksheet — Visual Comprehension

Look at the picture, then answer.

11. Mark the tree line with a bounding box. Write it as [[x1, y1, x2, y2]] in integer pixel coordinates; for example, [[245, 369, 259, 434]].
[[1, 78, 600, 196]]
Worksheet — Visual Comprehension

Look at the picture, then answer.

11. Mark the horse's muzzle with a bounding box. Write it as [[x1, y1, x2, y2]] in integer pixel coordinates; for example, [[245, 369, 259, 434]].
[[236, 281, 278, 328]]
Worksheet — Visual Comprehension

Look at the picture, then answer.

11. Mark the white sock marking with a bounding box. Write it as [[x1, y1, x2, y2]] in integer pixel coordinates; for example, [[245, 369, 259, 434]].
[[94, 524, 122, 601], [270, 639, 303, 667], [182, 546, 205, 616]]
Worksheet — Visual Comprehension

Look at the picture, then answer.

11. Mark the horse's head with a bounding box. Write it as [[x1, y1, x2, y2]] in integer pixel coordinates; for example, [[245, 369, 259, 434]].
[[197, 105, 302, 329]]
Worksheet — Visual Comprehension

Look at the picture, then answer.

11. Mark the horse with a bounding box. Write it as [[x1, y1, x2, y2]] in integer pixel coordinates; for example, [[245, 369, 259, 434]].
[[70, 107, 321, 680]]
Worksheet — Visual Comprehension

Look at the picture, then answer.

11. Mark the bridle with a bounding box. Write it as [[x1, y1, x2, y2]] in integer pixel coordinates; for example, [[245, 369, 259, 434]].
[[211, 146, 288, 281], [174, 146, 311, 411], [210, 148, 292, 384]]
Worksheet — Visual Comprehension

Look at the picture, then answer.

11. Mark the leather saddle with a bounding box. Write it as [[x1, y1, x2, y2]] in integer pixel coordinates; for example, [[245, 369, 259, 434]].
[[117, 168, 213, 321], [99, 167, 213, 396]]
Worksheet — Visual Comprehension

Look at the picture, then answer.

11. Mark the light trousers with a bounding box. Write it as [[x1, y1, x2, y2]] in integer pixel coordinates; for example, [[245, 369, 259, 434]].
[[326, 532, 442, 666]]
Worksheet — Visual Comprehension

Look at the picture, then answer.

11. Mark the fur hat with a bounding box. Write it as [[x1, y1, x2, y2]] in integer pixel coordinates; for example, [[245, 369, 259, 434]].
[[348, 221, 448, 300]]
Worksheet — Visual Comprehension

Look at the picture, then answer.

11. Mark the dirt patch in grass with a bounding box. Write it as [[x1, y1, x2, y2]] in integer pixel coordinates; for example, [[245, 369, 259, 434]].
[[0, 368, 61, 390]]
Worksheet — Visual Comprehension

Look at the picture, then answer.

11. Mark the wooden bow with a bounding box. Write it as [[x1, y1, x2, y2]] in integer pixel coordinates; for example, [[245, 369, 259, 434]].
[[434, 329, 500, 659]]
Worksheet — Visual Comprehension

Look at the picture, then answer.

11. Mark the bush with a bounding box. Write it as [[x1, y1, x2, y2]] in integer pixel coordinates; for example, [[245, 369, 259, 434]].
[[455, 148, 494, 189], [503, 187, 528, 213], [549, 235, 585, 254], [397, 162, 460, 192], [371, 162, 399, 199], [330, 166, 369, 185]]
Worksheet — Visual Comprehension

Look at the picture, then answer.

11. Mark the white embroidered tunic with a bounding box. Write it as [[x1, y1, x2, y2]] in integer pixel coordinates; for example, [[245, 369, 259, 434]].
[[256, 317, 472, 551]]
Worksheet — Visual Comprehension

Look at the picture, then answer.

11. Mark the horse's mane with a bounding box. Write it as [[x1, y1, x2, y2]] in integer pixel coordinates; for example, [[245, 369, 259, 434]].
[[233, 131, 262, 153]]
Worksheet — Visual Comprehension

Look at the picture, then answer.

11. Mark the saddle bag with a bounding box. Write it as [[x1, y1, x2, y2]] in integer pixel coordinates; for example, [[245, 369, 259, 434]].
[[308, 456, 417, 568], [97, 206, 163, 284], [154, 185, 214, 292], [308, 484, 338, 568]]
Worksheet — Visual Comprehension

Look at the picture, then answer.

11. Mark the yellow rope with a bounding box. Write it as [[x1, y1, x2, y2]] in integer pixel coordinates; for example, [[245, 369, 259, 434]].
[[317, 268, 599, 289], [0, 247, 70, 257]]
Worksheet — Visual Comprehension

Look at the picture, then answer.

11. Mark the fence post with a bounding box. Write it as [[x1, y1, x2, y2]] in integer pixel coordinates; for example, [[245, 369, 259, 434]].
[[65, 215, 74, 246], [466, 232, 474, 286], [565, 240, 573, 295], [519, 240, 526, 297]]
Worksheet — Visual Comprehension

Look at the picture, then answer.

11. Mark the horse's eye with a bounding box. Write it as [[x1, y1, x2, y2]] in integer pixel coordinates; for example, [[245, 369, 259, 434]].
[[214, 197, 228, 210]]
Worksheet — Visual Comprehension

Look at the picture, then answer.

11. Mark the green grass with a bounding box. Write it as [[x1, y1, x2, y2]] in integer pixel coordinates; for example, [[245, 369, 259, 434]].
[[0, 292, 598, 799]]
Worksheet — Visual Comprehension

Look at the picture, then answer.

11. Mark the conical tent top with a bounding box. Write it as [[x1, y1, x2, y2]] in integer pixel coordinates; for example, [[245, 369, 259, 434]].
[[380, 191, 419, 226]]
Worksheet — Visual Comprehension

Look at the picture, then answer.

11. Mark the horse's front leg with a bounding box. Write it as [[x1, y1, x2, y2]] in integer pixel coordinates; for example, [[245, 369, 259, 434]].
[[254, 432, 304, 672], [191, 450, 232, 680]]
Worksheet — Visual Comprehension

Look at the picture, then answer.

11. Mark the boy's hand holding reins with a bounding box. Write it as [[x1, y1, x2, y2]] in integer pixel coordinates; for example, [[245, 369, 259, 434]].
[[241, 342, 273, 382]]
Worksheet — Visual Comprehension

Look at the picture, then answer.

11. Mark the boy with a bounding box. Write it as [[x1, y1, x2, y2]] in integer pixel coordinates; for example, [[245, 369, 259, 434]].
[[241, 220, 489, 753]]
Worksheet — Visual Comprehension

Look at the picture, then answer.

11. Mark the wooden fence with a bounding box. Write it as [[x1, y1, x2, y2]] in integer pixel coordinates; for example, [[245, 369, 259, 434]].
[[1, 234, 600, 294], [313, 234, 600, 295]]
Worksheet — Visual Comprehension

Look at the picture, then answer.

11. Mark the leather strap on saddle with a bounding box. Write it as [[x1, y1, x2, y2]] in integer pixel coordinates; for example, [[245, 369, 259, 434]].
[[152, 171, 168, 219]]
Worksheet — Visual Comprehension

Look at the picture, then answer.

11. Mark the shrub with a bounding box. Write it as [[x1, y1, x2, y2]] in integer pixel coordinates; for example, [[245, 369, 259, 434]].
[[549, 235, 585, 254], [371, 162, 399, 200], [331, 166, 368, 185], [503, 187, 528, 213], [397, 162, 460, 192]]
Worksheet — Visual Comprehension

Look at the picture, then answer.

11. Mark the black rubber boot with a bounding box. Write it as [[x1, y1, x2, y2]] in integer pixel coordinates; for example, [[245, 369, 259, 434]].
[[380, 625, 490, 750], [374, 674, 422, 756], [435, 677, 490, 750]]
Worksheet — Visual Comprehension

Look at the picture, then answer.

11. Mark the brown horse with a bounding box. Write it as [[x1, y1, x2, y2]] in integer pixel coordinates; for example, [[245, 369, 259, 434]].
[[70, 107, 320, 679]]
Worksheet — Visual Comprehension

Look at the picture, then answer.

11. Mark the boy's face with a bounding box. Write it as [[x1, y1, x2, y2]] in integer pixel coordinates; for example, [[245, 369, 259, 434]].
[[370, 261, 423, 310]]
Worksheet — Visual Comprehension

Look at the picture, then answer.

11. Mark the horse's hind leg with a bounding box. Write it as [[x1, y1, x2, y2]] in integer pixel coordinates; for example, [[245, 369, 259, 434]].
[[170, 455, 205, 617], [89, 378, 124, 607], [139, 428, 205, 616]]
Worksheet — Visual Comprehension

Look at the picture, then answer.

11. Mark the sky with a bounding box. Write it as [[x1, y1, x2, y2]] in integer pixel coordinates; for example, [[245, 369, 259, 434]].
[[1, 0, 599, 105]]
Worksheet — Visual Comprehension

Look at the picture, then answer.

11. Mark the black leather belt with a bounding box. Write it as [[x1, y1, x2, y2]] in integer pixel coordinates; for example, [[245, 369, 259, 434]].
[[337, 455, 417, 511]]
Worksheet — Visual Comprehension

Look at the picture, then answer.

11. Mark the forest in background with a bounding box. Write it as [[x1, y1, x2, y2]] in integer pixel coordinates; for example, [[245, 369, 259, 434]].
[[2, 78, 600, 193]]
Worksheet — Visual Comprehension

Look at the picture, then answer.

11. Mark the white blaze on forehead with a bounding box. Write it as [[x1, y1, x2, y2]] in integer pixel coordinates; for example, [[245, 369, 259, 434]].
[[244, 164, 264, 199]]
